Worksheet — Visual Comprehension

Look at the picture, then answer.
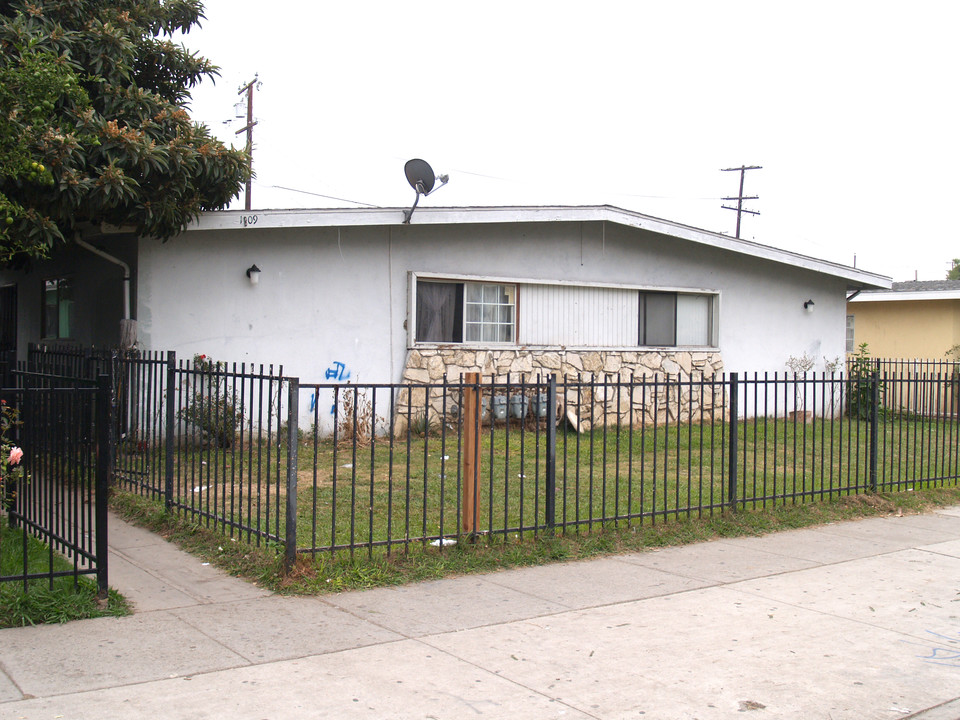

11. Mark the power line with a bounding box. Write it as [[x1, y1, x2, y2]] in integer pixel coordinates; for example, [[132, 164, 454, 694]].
[[444, 164, 727, 201], [264, 184, 380, 208]]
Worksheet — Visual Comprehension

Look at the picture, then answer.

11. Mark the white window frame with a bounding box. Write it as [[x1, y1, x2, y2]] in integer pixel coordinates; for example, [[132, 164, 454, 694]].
[[464, 282, 516, 343]]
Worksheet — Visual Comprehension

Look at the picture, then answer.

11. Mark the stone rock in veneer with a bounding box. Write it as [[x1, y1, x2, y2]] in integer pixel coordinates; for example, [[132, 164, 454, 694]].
[[427, 354, 446, 377], [564, 353, 584, 371], [560, 363, 579, 379], [603, 354, 622, 373], [445, 366, 478, 382], [581, 352, 603, 373], [640, 353, 662, 370], [452, 350, 476, 367], [619, 368, 639, 383], [403, 367, 431, 383], [661, 357, 681, 376], [510, 353, 534, 374], [538, 352, 562, 370], [407, 349, 425, 369], [481, 352, 496, 374], [406, 386, 429, 411], [675, 352, 693, 375]]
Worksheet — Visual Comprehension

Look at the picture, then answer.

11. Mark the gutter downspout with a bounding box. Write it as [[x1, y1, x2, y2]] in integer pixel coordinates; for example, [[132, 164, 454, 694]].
[[74, 234, 136, 348]]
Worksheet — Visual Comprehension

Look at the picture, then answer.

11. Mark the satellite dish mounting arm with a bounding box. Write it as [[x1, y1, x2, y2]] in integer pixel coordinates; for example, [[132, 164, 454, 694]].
[[401, 159, 448, 224], [402, 182, 424, 224]]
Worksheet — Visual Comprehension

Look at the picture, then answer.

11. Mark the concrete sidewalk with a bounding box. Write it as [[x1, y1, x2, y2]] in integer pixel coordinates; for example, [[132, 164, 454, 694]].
[[2, 509, 960, 719]]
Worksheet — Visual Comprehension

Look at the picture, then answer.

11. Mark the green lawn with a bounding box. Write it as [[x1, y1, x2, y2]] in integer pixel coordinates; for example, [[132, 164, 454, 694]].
[[0, 522, 129, 627], [112, 413, 960, 558]]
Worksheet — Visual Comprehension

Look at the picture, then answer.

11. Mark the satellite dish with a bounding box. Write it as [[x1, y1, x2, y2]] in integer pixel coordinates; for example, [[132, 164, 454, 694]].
[[402, 158, 449, 224], [405, 159, 436, 195]]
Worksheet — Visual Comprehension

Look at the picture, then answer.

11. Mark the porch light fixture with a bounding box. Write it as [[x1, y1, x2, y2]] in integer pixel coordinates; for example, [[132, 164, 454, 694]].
[[803, 299, 815, 312], [246, 264, 261, 286]]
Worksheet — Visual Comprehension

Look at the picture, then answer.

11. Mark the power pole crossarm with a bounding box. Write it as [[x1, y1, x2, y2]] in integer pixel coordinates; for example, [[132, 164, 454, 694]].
[[720, 165, 761, 238]]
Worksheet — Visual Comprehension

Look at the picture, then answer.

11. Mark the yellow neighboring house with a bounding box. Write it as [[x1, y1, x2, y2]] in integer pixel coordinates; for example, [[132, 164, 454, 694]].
[[846, 280, 960, 359]]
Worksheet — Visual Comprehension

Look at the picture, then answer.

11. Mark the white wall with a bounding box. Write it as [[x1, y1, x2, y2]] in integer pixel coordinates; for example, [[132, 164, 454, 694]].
[[136, 219, 849, 426]]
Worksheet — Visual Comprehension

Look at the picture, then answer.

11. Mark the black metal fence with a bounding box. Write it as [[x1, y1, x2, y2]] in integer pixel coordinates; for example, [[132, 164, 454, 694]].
[[107, 350, 289, 547], [14, 345, 960, 568], [0, 369, 111, 594], [297, 365, 959, 559]]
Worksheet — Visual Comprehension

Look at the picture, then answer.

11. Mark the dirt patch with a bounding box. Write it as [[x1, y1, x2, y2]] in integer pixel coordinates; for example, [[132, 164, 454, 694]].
[[836, 493, 900, 513], [278, 555, 319, 588]]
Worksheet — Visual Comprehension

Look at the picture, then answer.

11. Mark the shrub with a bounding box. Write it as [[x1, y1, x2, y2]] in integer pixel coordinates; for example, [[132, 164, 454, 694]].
[[846, 343, 882, 420], [177, 354, 242, 448], [0, 400, 27, 518], [335, 384, 375, 446]]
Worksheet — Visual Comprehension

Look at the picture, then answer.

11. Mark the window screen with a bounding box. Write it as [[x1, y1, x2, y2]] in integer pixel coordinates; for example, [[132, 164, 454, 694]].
[[639, 292, 676, 346]]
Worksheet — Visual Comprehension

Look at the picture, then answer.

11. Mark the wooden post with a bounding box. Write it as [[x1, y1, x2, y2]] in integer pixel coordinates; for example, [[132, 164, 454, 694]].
[[462, 372, 480, 537]]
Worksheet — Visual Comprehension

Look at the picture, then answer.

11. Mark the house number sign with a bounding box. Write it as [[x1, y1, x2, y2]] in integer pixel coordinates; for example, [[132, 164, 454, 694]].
[[239, 215, 259, 227]]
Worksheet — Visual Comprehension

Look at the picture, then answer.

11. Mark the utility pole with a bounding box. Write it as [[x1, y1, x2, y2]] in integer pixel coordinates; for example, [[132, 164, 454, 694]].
[[236, 75, 260, 211], [721, 165, 761, 238]]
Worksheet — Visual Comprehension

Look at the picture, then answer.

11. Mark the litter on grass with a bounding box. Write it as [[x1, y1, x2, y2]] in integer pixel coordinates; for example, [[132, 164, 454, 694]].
[[430, 538, 457, 547]]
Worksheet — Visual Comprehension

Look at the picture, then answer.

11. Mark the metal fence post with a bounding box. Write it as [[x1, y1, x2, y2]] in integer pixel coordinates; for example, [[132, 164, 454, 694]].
[[869, 361, 880, 492], [462, 372, 480, 537], [164, 350, 175, 510], [545, 374, 557, 530], [95, 373, 111, 597], [727, 372, 739, 511], [284, 377, 299, 572], [104, 358, 116, 487]]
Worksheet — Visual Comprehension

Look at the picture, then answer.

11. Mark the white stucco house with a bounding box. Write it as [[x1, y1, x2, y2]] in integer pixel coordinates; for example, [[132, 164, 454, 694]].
[[0, 205, 890, 399]]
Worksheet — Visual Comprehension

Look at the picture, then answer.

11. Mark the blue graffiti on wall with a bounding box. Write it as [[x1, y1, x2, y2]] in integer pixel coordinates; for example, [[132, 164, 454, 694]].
[[308, 361, 353, 415], [325, 361, 351, 381]]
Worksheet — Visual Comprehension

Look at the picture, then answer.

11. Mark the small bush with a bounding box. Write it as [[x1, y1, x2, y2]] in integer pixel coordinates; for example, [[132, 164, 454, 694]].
[[846, 343, 883, 420], [178, 354, 243, 448], [336, 384, 374, 446]]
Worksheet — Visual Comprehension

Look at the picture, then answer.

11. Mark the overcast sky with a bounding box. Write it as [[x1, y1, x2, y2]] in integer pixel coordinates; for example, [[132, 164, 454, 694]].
[[183, 1, 959, 282]]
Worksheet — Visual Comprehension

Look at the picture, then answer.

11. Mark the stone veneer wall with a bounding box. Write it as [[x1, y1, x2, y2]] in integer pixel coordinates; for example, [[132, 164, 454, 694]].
[[395, 347, 726, 434]]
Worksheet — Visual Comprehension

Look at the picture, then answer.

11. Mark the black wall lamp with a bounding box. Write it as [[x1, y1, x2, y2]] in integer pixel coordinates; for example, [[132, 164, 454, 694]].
[[803, 299, 815, 312], [246, 264, 261, 286]]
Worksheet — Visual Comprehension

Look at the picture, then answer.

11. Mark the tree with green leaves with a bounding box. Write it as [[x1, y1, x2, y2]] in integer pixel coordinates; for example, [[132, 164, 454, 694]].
[[948, 259, 960, 281], [0, 0, 249, 261]]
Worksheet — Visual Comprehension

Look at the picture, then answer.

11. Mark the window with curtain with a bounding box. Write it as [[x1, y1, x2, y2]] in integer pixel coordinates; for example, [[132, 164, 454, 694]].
[[416, 281, 463, 342], [416, 280, 515, 344]]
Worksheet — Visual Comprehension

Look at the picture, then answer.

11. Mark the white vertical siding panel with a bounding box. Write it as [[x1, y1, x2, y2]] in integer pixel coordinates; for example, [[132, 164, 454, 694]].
[[520, 284, 637, 346]]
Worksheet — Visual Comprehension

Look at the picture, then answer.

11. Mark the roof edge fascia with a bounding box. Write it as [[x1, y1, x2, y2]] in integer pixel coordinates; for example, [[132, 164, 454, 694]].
[[850, 290, 960, 303], [186, 205, 891, 289]]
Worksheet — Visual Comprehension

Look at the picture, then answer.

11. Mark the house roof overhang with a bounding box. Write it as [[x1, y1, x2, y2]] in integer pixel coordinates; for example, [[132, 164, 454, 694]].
[[849, 290, 960, 303], [187, 204, 891, 291]]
